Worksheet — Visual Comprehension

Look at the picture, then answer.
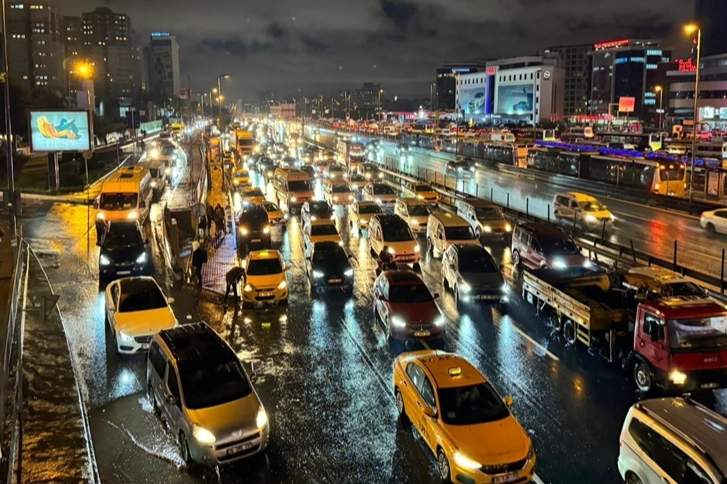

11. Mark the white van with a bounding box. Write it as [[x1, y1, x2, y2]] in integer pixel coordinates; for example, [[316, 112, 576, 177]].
[[426, 211, 480, 258], [272, 168, 314, 213], [94, 165, 153, 236]]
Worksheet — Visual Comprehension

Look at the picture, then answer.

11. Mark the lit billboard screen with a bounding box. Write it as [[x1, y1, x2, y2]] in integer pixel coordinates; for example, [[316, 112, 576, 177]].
[[461, 87, 487, 115], [29, 110, 92, 152], [496, 84, 534, 115]]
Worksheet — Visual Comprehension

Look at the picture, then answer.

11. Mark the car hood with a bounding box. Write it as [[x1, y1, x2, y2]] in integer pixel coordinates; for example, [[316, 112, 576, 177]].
[[444, 417, 531, 467], [187, 393, 262, 440], [313, 259, 351, 275], [247, 274, 284, 289], [114, 307, 176, 335], [461, 271, 504, 290], [373, 193, 397, 202], [101, 245, 145, 263], [386, 239, 419, 255], [407, 215, 429, 227], [583, 209, 613, 220], [390, 300, 440, 324], [478, 219, 510, 230]]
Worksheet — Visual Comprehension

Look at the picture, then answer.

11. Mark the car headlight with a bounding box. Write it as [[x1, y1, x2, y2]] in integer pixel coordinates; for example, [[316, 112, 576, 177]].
[[240, 227, 249, 235], [387, 247, 396, 254], [136, 252, 147, 264], [583, 259, 594, 268], [290, 197, 297, 202], [669, 370, 687, 385], [414, 245, 420, 253], [375, 198, 383, 204], [244, 284, 253, 292], [118, 331, 134, 343], [348, 195, 354, 201], [552, 259, 567, 269], [256, 407, 268, 429], [99, 254, 111, 266], [344, 269, 353, 277], [526, 444, 535, 461], [333, 196, 339, 201], [502, 283, 509, 293], [263, 226, 270, 234], [151, 181, 157, 188], [192, 425, 216, 445], [277, 280, 287, 290], [585, 214, 597, 223], [150, 149, 160, 157], [434, 316, 445, 327], [453, 451, 481, 470], [234, 179, 240, 185], [391, 316, 406, 327], [378, 173, 384, 179], [313, 271, 324, 278], [505, 224, 512, 232], [365, 174, 372, 179], [310, 215, 317, 221], [96, 212, 105, 220], [165, 167, 172, 175], [127, 211, 138, 220], [483, 225, 491, 233]]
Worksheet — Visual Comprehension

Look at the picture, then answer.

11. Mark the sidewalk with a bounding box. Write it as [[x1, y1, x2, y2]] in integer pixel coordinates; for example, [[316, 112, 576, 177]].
[[19, 247, 95, 483]]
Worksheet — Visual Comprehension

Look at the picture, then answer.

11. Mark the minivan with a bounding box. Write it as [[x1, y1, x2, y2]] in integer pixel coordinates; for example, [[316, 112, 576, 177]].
[[147, 323, 270, 467], [426, 211, 480, 258], [457, 198, 511, 239], [368, 214, 420, 267], [511, 222, 591, 269]]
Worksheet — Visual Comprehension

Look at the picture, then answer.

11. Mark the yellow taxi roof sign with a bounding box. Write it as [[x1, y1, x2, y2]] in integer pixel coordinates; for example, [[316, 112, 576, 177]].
[[448, 367, 462, 376]]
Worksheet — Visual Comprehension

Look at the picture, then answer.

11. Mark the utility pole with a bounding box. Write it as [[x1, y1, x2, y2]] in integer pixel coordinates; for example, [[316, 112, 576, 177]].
[[1, 0, 16, 235]]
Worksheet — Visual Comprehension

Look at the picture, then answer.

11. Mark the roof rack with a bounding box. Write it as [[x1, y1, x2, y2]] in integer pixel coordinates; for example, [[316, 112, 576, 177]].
[[635, 398, 710, 456]]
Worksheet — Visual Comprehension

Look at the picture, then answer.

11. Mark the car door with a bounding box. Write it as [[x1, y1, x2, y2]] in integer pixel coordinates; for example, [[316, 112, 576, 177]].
[[403, 362, 424, 423], [305, 244, 314, 277], [374, 278, 390, 323], [371, 222, 383, 254], [148, 343, 168, 407], [435, 223, 445, 253], [106, 282, 120, 332], [442, 248, 454, 286], [715, 210, 727, 233], [639, 312, 670, 377], [417, 373, 440, 452], [162, 363, 184, 432]]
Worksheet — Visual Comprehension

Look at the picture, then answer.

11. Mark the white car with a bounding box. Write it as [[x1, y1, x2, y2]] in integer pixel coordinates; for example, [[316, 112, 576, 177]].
[[104, 276, 177, 354], [303, 219, 342, 249], [700, 208, 727, 234], [349, 200, 383, 232], [362, 182, 397, 207]]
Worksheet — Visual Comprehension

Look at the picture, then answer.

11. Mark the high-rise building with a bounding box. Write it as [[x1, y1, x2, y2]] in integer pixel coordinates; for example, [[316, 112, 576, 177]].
[[6, 2, 65, 91], [695, 0, 727, 57], [148, 32, 181, 100], [62, 16, 83, 100], [545, 43, 592, 116], [589, 39, 671, 120], [82, 7, 135, 103], [351, 82, 382, 114], [435, 62, 487, 111]]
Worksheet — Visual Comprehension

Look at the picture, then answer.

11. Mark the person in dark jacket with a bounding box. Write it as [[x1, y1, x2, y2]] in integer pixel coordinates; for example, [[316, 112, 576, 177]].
[[198, 213, 209, 239], [214, 204, 226, 235], [191, 241, 208, 287], [224, 266, 246, 307]]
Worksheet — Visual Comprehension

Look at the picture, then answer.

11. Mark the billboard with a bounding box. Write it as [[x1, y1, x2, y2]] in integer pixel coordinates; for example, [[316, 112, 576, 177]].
[[618, 97, 636, 113], [460, 87, 488, 116], [29, 110, 92, 153], [496, 84, 534, 115]]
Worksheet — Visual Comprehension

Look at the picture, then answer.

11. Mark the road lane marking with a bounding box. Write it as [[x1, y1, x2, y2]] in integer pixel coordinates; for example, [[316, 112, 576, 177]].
[[508, 323, 560, 361]]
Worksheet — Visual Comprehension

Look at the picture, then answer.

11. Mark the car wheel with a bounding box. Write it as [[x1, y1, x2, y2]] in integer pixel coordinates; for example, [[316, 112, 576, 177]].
[[563, 320, 577, 345], [625, 473, 644, 484], [147, 381, 160, 415], [512, 249, 521, 268], [179, 432, 193, 465], [475, 228, 481, 239], [634, 362, 653, 394], [394, 388, 409, 424], [707, 222, 716, 233], [437, 449, 451, 482]]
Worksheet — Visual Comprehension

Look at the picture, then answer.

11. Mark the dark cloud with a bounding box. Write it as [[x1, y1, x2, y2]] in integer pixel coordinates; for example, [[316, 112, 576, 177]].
[[58, 0, 693, 100]]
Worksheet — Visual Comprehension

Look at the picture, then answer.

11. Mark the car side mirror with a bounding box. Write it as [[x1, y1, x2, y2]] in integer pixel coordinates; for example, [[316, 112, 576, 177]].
[[433, 292, 440, 299], [140, 201, 147, 209], [167, 297, 175, 304], [504, 395, 514, 407], [96, 240, 102, 247], [422, 406, 436, 419], [378, 295, 386, 301], [165, 394, 177, 405], [92, 200, 99, 209]]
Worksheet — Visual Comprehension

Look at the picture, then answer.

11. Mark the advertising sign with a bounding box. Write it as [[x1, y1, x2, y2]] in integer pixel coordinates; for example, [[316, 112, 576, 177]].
[[29, 110, 92, 152], [618, 97, 636, 113], [496, 84, 534, 115], [460, 87, 488, 116]]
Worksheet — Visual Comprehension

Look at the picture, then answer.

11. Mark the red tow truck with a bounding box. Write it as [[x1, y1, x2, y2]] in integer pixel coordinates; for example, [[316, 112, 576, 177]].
[[522, 267, 727, 394]]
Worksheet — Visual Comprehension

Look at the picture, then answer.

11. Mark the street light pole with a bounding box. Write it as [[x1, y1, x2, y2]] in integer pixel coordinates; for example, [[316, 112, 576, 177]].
[[216, 74, 230, 126], [686, 25, 702, 202], [1, 0, 16, 234], [654, 86, 663, 131]]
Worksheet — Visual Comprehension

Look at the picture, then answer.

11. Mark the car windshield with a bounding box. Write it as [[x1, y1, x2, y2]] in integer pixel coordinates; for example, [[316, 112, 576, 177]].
[[388, 284, 432, 303], [247, 258, 283, 275], [444, 226, 476, 240], [408, 205, 430, 216], [579, 201, 606, 212], [438, 383, 510, 425], [118, 287, 167, 313], [329, 166, 344, 172], [288, 180, 312, 191], [540, 238, 579, 255], [180, 360, 252, 410], [99, 193, 138, 211], [459, 253, 497, 272], [149, 168, 159, 178], [261, 202, 279, 212], [372, 185, 395, 195], [234, 171, 248, 178], [331, 185, 351, 193], [311, 225, 338, 236], [363, 165, 378, 172], [475, 207, 503, 220], [358, 205, 382, 215], [351, 175, 366, 183], [667, 316, 727, 350], [313, 246, 347, 263], [415, 184, 431, 192], [310, 202, 330, 213], [103, 226, 142, 248], [161, 145, 176, 155], [382, 224, 413, 242], [245, 189, 264, 198]]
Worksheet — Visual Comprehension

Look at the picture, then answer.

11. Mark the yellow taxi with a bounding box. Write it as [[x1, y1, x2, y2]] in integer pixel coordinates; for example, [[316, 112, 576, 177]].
[[232, 169, 251, 187], [261, 200, 286, 225], [303, 219, 342, 250], [392, 350, 536, 484], [242, 187, 266, 206], [242, 250, 290, 304]]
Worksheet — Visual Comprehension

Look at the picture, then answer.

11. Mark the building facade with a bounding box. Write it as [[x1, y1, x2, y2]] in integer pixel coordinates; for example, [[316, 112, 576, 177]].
[[435, 62, 487, 111], [589, 39, 671, 119], [7, 2, 65, 91], [82, 7, 135, 105], [487, 55, 564, 125], [695, 0, 727, 58], [454, 70, 493, 124], [546, 43, 592, 115], [148, 32, 181, 101]]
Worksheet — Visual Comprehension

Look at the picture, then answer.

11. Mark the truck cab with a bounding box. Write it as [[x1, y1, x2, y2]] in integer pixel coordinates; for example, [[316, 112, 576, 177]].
[[631, 297, 727, 394]]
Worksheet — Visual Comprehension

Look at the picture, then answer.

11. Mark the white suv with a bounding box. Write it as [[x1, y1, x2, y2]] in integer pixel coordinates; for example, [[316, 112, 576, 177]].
[[618, 397, 727, 484]]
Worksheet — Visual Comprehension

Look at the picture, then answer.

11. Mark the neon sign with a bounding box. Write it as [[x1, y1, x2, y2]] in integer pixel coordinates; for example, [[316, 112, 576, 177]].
[[676, 58, 696, 72], [486, 66, 497, 75], [151, 32, 170, 37], [594, 39, 629, 50]]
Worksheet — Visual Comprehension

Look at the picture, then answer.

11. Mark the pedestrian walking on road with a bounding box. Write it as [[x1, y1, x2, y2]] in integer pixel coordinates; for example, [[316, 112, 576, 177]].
[[214, 204, 226, 235], [224, 266, 246, 308], [191, 241, 208, 287], [198, 213, 209, 240]]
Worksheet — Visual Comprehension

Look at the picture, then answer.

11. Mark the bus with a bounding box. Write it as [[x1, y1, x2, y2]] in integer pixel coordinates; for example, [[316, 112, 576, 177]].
[[596, 132, 663, 152], [693, 142, 727, 159], [515, 128, 557, 142], [526, 149, 687, 197], [170, 123, 185, 139], [560, 126, 595, 142]]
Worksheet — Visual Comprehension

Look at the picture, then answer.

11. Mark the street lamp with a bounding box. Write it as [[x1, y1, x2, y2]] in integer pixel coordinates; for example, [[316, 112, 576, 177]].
[[217, 74, 230, 124], [1, 0, 15, 233], [685, 23, 702, 202], [654, 85, 664, 131]]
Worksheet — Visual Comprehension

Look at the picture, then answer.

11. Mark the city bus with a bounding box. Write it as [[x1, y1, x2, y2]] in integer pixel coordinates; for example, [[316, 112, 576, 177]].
[[515, 128, 557, 142], [559, 126, 595, 142], [596, 132, 663, 152]]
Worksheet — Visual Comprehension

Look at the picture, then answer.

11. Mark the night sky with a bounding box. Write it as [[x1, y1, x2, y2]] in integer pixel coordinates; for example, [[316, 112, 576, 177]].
[[66, 0, 694, 100]]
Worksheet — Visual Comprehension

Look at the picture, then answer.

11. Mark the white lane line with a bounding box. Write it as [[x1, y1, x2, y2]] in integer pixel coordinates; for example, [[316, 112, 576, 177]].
[[509, 322, 560, 362], [533, 473, 546, 484]]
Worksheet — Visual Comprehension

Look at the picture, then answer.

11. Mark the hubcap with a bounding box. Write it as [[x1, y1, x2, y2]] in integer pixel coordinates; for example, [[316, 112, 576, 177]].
[[395, 391, 404, 414], [438, 453, 449, 479], [636, 367, 648, 387]]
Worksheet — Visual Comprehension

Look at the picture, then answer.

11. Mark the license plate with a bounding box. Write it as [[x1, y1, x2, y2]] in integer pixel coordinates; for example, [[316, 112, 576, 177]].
[[226, 442, 254, 455], [399, 256, 414, 262], [329, 278, 342, 283], [701, 382, 719, 389], [414, 331, 430, 337], [117, 270, 131, 275], [251, 239, 262, 243], [474, 295, 499, 300], [260, 292, 273, 297], [493, 472, 519, 483]]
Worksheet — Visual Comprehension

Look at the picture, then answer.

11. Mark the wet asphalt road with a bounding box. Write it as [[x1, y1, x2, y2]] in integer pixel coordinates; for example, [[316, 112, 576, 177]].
[[17, 153, 727, 484], [315, 129, 727, 283]]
